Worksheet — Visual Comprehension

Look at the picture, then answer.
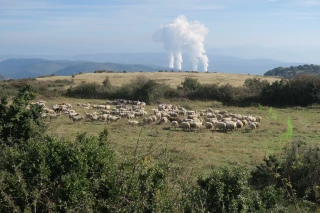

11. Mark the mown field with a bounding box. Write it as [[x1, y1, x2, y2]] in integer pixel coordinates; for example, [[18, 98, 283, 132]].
[[41, 95, 320, 175], [36, 72, 280, 88]]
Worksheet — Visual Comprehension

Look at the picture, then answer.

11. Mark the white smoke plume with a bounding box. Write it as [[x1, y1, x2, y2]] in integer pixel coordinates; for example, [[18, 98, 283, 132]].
[[153, 15, 209, 71]]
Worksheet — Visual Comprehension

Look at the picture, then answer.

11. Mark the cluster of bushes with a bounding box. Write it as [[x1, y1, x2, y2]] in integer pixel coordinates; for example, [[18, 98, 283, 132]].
[[65, 74, 320, 106], [0, 86, 319, 212], [0, 79, 66, 99], [93, 70, 115, 73], [65, 76, 176, 104], [181, 75, 320, 106]]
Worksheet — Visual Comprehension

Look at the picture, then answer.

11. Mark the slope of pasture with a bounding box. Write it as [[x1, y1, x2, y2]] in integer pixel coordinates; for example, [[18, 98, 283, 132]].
[[36, 72, 280, 88], [42, 97, 320, 174]]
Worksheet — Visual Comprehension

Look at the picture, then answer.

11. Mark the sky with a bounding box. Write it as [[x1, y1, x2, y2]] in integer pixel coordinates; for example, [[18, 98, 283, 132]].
[[1, 0, 320, 63]]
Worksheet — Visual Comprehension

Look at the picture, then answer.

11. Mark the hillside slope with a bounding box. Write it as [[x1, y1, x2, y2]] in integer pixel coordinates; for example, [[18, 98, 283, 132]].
[[55, 62, 169, 76], [0, 59, 172, 79], [0, 74, 8, 81]]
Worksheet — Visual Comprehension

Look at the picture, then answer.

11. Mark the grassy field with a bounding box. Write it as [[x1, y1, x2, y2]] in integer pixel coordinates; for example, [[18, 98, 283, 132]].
[[41, 95, 320, 175], [36, 72, 280, 88]]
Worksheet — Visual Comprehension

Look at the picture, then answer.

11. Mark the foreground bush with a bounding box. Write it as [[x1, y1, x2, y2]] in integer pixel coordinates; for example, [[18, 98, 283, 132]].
[[194, 167, 281, 212], [251, 140, 320, 212]]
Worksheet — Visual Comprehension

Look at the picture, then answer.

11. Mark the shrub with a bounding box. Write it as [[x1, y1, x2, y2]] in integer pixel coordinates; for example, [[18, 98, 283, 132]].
[[0, 85, 45, 145], [195, 167, 279, 212], [251, 140, 320, 210], [180, 77, 201, 91], [260, 75, 320, 106]]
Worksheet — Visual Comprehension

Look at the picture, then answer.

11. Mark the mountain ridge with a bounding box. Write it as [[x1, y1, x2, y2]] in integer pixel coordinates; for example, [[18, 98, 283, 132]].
[[0, 53, 303, 79]]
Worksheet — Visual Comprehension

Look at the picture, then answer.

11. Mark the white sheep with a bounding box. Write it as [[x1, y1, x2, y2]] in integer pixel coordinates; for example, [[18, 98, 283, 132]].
[[107, 115, 121, 124], [236, 120, 244, 129], [127, 113, 135, 119], [255, 116, 262, 122], [249, 122, 256, 130], [214, 122, 227, 132], [48, 113, 61, 122], [179, 122, 191, 131], [205, 122, 214, 130], [171, 121, 179, 130], [72, 116, 84, 123], [128, 120, 139, 126], [226, 121, 237, 131], [159, 117, 168, 124]]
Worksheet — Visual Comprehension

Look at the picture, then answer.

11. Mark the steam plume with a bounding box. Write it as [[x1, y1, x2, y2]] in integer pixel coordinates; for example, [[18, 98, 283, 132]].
[[153, 15, 209, 71]]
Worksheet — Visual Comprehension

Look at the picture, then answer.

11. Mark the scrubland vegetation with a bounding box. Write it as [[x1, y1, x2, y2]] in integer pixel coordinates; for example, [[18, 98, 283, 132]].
[[0, 72, 319, 212]]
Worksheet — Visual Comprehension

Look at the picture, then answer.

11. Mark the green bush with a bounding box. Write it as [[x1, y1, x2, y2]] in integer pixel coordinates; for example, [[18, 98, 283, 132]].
[[195, 167, 279, 212], [260, 75, 320, 106], [0, 85, 45, 145], [251, 140, 320, 211]]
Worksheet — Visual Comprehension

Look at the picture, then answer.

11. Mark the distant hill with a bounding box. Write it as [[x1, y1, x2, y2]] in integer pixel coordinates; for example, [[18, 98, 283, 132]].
[[0, 74, 8, 81], [0, 55, 303, 79], [0, 59, 174, 79], [264, 64, 320, 78], [60, 53, 301, 75], [55, 62, 170, 76], [0, 58, 77, 79]]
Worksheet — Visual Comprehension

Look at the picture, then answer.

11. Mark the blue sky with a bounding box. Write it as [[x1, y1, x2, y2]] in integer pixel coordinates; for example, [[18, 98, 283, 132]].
[[1, 0, 320, 62]]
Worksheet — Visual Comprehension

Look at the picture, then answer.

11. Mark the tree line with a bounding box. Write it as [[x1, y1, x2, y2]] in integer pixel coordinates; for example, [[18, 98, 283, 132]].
[[64, 74, 320, 107], [264, 64, 320, 78]]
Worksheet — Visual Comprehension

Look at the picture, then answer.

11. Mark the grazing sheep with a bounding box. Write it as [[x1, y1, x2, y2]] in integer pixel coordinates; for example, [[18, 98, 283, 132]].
[[255, 116, 262, 122], [236, 120, 244, 129], [128, 120, 139, 126], [214, 122, 227, 132], [101, 110, 110, 114], [72, 116, 84, 123], [205, 122, 214, 130], [218, 110, 227, 115], [206, 113, 216, 118], [252, 122, 260, 128], [107, 115, 121, 124], [223, 117, 232, 122], [241, 119, 248, 126], [98, 114, 109, 122], [205, 118, 217, 123], [169, 112, 179, 117], [84, 111, 97, 120], [90, 115, 99, 122], [226, 121, 237, 131], [143, 117, 153, 124], [159, 117, 168, 124], [48, 113, 61, 122], [68, 112, 80, 120], [249, 122, 256, 130], [134, 112, 144, 117], [127, 113, 135, 119], [179, 122, 191, 131], [190, 121, 202, 131], [171, 121, 179, 130], [150, 116, 157, 123]]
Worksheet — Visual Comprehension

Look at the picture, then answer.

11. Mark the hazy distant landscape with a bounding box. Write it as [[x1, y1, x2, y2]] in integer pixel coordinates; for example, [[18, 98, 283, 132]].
[[0, 53, 302, 79]]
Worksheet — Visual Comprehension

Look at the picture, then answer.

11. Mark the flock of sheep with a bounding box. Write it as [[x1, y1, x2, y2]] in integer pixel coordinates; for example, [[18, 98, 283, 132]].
[[35, 98, 262, 133]]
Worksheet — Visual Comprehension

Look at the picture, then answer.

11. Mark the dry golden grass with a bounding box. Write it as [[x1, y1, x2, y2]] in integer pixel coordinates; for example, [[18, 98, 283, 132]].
[[36, 72, 280, 88]]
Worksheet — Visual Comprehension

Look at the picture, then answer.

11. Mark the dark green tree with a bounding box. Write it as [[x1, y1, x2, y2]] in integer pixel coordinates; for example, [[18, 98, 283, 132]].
[[0, 85, 45, 145], [180, 77, 201, 91]]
